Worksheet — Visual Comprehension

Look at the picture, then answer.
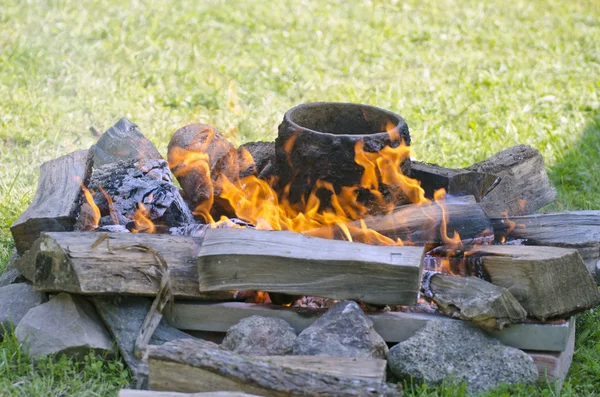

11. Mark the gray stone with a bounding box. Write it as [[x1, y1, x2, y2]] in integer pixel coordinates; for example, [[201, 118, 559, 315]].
[[293, 301, 388, 359], [15, 293, 114, 360], [388, 320, 538, 394], [0, 250, 25, 287], [0, 283, 46, 336], [92, 296, 192, 382], [222, 315, 297, 356]]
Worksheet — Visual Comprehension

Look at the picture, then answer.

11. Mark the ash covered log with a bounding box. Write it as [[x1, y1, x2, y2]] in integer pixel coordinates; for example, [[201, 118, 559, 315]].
[[410, 161, 500, 201], [422, 271, 527, 330], [308, 195, 492, 244], [491, 211, 600, 278], [167, 124, 238, 218], [275, 102, 412, 209], [237, 141, 276, 179], [23, 232, 232, 300], [146, 338, 402, 396], [11, 150, 92, 254], [83, 159, 194, 231], [471, 245, 600, 320], [197, 228, 424, 306], [90, 118, 162, 167], [465, 145, 556, 216]]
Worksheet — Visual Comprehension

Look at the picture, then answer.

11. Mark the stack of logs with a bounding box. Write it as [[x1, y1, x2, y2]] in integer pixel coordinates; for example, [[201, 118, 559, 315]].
[[7, 116, 600, 395]]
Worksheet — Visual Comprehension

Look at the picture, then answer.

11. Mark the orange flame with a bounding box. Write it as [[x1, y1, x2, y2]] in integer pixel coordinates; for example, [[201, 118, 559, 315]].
[[131, 195, 156, 233], [79, 182, 100, 231]]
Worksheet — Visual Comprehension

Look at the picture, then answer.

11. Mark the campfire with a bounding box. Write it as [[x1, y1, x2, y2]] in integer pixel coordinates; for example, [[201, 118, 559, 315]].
[[7, 102, 600, 395]]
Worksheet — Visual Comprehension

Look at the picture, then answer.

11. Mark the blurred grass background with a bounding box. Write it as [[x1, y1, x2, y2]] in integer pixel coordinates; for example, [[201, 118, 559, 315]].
[[1, 0, 599, 395]]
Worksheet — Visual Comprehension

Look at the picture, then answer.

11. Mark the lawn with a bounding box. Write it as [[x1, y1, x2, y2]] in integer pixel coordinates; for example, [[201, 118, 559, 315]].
[[1, 0, 599, 395]]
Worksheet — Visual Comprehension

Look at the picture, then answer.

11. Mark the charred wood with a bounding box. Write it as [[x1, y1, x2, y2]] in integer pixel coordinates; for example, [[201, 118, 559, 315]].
[[83, 159, 194, 232], [11, 150, 92, 254], [410, 161, 500, 201], [197, 228, 424, 306], [90, 118, 162, 167], [146, 338, 403, 396], [465, 145, 556, 216], [422, 271, 527, 330]]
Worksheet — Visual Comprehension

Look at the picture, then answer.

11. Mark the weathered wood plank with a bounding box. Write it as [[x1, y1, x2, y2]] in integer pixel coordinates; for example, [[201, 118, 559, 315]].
[[491, 211, 600, 277], [466, 145, 556, 216], [26, 232, 232, 300], [252, 356, 387, 383], [197, 228, 424, 305], [147, 338, 402, 396], [169, 301, 574, 352], [472, 245, 600, 320], [424, 272, 527, 330], [526, 318, 576, 392], [10, 150, 92, 254], [410, 161, 500, 201]]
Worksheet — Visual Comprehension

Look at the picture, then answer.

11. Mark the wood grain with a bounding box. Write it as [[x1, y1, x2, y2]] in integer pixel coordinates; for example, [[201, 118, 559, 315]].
[[197, 228, 424, 305]]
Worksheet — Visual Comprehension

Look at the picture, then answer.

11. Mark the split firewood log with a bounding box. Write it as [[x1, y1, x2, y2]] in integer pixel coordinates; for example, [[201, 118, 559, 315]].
[[11, 149, 92, 254], [410, 161, 500, 201], [421, 271, 527, 330], [90, 118, 163, 167], [491, 211, 600, 278], [197, 227, 424, 306], [469, 245, 600, 320], [146, 338, 403, 396], [465, 145, 556, 216]]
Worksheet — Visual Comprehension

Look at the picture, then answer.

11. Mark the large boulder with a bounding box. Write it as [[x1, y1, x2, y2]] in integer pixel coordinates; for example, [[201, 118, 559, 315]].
[[221, 315, 297, 356], [293, 301, 388, 359], [15, 293, 114, 360], [388, 320, 538, 394], [0, 250, 25, 287], [0, 283, 45, 336]]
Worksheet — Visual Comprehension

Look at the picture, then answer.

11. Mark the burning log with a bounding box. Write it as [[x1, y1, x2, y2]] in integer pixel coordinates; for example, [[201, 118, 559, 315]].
[[197, 228, 424, 305], [491, 211, 600, 277], [471, 245, 600, 320], [237, 141, 276, 179], [170, 302, 575, 352], [465, 145, 557, 216], [422, 271, 527, 330], [308, 195, 492, 244], [146, 338, 403, 396], [167, 123, 239, 218], [90, 118, 163, 167], [21, 232, 233, 300], [11, 149, 93, 254], [410, 161, 500, 201], [82, 159, 194, 231]]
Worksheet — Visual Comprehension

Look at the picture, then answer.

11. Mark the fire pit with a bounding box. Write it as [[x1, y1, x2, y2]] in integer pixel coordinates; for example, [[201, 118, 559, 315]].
[[6, 103, 600, 395]]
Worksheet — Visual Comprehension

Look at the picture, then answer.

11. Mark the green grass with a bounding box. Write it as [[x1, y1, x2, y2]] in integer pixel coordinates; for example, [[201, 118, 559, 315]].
[[0, 0, 599, 395]]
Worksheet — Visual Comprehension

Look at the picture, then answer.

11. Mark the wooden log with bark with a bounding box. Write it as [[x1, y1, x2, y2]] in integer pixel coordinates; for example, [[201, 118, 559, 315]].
[[308, 195, 492, 244], [146, 338, 403, 396], [410, 161, 500, 201], [21, 232, 232, 300], [170, 301, 575, 352], [10, 150, 92, 254], [422, 271, 527, 330], [471, 245, 600, 320], [491, 211, 600, 277], [197, 228, 424, 305], [465, 145, 556, 216]]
